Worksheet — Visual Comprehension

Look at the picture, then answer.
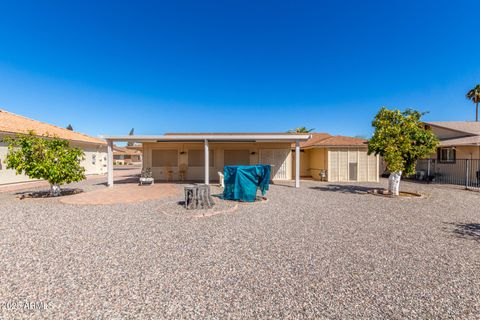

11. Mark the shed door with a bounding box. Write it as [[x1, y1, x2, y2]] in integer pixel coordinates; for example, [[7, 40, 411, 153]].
[[260, 149, 289, 180]]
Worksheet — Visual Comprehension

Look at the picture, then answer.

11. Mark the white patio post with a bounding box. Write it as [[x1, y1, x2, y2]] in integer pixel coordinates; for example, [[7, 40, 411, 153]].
[[107, 140, 114, 187], [204, 139, 209, 185], [295, 140, 300, 188]]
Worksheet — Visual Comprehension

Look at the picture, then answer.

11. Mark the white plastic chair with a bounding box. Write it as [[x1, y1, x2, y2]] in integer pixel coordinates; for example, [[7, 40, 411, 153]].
[[218, 171, 225, 188]]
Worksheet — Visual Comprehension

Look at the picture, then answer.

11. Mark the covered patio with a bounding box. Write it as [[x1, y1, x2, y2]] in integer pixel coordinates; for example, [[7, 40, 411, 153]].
[[102, 133, 311, 188]]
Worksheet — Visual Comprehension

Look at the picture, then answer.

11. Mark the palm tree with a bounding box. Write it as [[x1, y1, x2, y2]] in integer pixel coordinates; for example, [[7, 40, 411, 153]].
[[466, 84, 480, 122], [288, 127, 315, 133], [127, 128, 135, 146]]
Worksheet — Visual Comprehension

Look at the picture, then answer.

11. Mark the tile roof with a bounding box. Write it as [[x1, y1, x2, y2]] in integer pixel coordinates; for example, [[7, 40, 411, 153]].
[[0, 109, 106, 145], [113, 145, 142, 155], [426, 121, 480, 135], [299, 133, 368, 148]]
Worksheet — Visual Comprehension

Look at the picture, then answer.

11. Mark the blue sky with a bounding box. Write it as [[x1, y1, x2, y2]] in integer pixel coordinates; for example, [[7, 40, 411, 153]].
[[0, 0, 479, 138]]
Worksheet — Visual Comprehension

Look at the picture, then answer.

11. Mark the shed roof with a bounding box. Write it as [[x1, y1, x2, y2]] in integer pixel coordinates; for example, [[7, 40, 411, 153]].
[[0, 109, 106, 145]]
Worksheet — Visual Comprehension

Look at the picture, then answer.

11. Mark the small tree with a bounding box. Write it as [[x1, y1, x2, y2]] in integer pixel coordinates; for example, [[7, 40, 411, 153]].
[[2, 132, 86, 196], [466, 84, 480, 122], [368, 107, 439, 196], [66, 124, 74, 131]]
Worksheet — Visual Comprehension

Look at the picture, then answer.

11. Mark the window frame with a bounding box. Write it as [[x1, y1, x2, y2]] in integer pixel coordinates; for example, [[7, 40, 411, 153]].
[[437, 147, 456, 163], [224, 149, 250, 166], [151, 149, 179, 167]]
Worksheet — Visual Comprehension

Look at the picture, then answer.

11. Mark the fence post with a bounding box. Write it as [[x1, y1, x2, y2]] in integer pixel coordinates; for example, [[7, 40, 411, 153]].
[[427, 159, 431, 178], [466, 159, 470, 189]]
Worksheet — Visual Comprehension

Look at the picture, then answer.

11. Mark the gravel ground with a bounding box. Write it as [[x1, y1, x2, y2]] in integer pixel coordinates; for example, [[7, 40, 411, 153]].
[[1, 179, 480, 319]]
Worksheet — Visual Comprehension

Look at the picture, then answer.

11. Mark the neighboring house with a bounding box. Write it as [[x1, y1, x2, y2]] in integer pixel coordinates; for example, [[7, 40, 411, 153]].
[[113, 145, 142, 165], [0, 109, 107, 185], [424, 122, 480, 160], [414, 121, 480, 187], [293, 133, 379, 182], [103, 133, 311, 187]]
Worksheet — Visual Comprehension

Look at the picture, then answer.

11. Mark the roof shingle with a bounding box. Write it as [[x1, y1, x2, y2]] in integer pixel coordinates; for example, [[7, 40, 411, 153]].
[[299, 133, 368, 148]]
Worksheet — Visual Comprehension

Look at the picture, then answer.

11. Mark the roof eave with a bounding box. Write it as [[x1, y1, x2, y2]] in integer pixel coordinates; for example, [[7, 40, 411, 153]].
[[102, 134, 311, 142]]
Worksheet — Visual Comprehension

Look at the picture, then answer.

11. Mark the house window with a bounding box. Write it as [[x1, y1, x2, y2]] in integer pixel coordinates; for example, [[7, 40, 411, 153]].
[[224, 150, 250, 166], [188, 149, 214, 167], [92, 154, 96, 165], [438, 148, 456, 163], [152, 149, 178, 167]]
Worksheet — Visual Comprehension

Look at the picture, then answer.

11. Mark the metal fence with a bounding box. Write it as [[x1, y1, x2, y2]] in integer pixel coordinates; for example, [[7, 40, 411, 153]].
[[415, 159, 480, 190]]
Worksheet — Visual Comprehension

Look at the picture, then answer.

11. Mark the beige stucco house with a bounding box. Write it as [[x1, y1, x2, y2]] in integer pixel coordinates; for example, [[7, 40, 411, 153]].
[[113, 145, 142, 165], [0, 109, 107, 185], [424, 122, 480, 160], [293, 133, 379, 182], [103, 133, 311, 188]]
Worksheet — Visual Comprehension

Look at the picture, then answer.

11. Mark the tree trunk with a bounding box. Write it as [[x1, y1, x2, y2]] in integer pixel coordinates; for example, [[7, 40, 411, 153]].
[[388, 171, 402, 196], [50, 184, 61, 197], [476, 102, 478, 122], [184, 184, 214, 209]]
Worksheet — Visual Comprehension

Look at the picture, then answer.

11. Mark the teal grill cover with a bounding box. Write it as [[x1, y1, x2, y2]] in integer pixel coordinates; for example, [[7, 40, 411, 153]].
[[223, 165, 271, 202]]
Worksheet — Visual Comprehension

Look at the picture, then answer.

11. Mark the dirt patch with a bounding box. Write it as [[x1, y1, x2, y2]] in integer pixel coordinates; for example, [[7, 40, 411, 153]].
[[368, 189, 422, 198]]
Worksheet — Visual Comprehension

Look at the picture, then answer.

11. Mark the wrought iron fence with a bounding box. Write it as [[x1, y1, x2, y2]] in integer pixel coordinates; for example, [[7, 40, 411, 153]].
[[415, 159, 480, 189]]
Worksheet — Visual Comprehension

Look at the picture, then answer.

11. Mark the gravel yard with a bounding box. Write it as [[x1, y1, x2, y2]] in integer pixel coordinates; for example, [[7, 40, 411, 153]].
[[1, 179, 480, 319]]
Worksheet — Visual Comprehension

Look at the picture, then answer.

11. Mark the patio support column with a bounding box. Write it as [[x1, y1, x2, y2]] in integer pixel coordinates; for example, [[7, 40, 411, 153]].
[[107, 140, 114, 187], [204, 139, 209, 185], [295, 140, 300, 188]]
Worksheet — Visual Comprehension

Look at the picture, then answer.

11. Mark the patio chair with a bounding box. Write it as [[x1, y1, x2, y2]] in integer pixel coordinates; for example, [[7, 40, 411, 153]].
[[139, 168, 154, 185], [179, 163, 188, 182], [218, 171, 225, 188], [164, 167, 174, 182]]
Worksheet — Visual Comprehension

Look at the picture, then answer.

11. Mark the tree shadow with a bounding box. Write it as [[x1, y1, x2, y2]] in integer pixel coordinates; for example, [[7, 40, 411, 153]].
[[15, 188, 83, 199], [448, 223, 480, 242], [309, 184, 374, 194]]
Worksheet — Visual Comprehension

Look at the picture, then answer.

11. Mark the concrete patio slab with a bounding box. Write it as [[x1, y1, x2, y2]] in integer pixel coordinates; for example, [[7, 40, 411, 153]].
[[60, 183, 181, 205]]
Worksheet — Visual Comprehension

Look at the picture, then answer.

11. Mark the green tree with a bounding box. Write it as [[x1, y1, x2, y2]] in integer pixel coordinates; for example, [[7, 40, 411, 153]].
[[466, 84, 480, 122], [368, 107, 439, 195], [127, 128, 135, 146], [2, 132, 86, 196], [66, 124, 74, 131], [288, 127, 315, 133]]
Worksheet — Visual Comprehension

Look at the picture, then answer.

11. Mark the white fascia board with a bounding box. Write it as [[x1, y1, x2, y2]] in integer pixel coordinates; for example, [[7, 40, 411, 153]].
[[102, 134, 311, 142]]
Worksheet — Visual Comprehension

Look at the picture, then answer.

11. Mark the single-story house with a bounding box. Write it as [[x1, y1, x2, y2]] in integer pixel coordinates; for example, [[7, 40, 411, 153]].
[[413, 121, 480, 185], [0, 109, 107, 185], [293, 133, 379, 182], [103, 133, 311, 187], [113, 145, 142, 165], [424, 122, 480, 160]]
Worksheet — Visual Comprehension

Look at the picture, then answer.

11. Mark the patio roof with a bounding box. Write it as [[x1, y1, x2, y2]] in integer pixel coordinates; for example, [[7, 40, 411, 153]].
[[103, 133, 310, 189], [102, 133, 311, 143]]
